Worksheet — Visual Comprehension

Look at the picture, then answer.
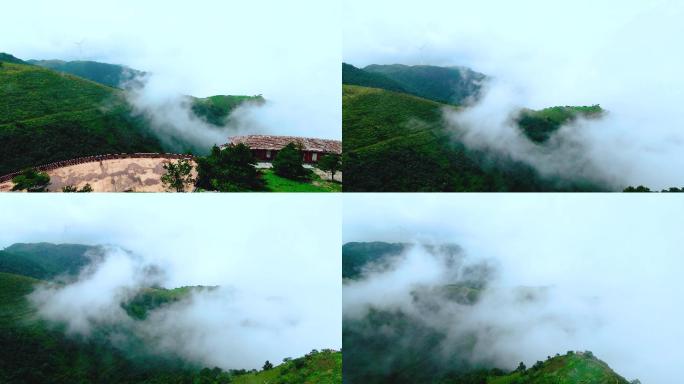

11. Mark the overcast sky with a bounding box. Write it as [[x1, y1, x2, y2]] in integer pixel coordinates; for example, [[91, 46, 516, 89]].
[[0, 194, 341, 365], [344, 193, 683, 384], [344, 0, 684, 188], [0, 0, 341, 139]]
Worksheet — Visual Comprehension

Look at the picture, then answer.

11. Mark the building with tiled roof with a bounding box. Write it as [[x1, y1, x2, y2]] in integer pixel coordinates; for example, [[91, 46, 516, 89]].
[[225, 135, 342, 163]]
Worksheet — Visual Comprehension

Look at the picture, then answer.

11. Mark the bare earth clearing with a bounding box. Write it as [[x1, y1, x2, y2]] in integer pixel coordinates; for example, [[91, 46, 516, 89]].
[[0, 158, 198, 192]]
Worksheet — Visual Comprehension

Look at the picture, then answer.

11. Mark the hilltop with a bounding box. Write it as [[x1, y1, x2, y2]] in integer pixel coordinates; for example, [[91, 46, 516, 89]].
[[487, 352, 631, 384]]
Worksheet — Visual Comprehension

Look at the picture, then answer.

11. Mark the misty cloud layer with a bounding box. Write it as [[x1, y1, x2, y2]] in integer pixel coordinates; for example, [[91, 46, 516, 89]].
[[30, 245, 162, 335], [345, 0, 684, 189], [344, 194, 684, 384], [1, 194, 341, 370], [30, 245, 322, 369], [2, 0, 341, 143]]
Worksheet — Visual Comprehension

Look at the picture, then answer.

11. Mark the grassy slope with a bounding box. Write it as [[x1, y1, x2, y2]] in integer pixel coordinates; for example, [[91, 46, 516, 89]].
[[0, 62, 162, 175], [343, 85, 546, 192], [262, 169, 342, 192], [363, 64, 485, 105], [232, 350, 341, 384], [488, 353, 631, 384]]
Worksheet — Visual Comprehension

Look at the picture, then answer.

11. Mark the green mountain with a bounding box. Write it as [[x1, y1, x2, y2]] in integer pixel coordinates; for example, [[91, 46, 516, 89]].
[[342, 63, 407, 93], [0, 243, 97, 280], [343, 84, 607, 191], [362, 64, 486, 105], [0, 60, 163, 175], [27, 59, 146, 88], [0, 52, 28, 65], [342, 241, 407, 279], [0, 243, 341, 383]]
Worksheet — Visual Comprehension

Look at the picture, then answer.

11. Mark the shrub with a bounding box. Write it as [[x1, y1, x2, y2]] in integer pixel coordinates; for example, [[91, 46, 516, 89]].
[[11, 168, 50, 192], [273, 142, 307, 180], [196, 144, 264, 191]]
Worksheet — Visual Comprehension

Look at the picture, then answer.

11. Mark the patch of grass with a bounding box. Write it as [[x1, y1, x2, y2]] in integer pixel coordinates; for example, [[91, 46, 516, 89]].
[[232, 350, 341, 384], [261, 169, 341, 192]]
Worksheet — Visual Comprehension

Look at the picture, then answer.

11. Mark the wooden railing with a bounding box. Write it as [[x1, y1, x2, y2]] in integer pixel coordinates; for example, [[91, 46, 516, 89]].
[[0, 153, 194, 183]]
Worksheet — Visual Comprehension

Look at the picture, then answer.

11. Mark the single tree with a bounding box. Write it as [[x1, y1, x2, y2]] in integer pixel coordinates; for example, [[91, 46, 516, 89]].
[[196, 144, 264, 191], [262, 360, 273, 371], [273, 142, 307, 180], [11, 169, 50, 192], [161, 158, 195, 192], [317, 154, 341, 181], [516, 362, 526, 372]]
